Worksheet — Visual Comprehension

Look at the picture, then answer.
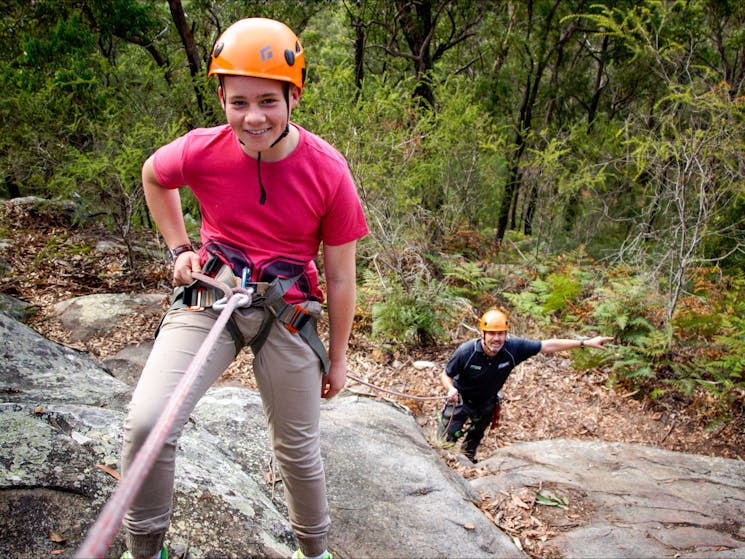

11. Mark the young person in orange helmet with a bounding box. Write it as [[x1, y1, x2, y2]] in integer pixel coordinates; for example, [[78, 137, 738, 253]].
[[120, 18, 367, 559], [439, 308, 612, 462]]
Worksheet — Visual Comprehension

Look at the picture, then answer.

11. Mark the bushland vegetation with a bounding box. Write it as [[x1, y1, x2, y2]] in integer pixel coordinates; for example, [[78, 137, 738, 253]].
[[1, 0, 743, 430]]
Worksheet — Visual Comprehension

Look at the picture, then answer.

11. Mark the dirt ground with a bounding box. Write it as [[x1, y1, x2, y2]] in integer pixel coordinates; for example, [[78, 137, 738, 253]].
[[2, 200, 743, 558]]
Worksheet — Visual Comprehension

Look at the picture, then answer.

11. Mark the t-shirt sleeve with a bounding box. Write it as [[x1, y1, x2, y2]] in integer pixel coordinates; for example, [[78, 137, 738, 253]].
[[151, 134, 189, 189], [320, 168, 368, 246], [445, 341, 473, 378], [445, 353, 459, 378], [510, 338, 543, 365]]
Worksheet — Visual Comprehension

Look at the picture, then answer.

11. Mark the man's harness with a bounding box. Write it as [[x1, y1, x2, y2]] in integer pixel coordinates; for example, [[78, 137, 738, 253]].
[[166, 257, 330, 373]]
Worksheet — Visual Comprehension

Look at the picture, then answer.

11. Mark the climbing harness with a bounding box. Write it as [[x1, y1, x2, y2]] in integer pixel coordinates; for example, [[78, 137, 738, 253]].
[[437, 392, 504, 449], [75, 273, 252, 558], [167, 256, 330, 372], [257, 272, 330, 373]]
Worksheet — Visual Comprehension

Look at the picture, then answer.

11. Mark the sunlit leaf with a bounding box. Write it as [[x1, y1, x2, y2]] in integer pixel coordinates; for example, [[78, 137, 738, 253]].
[[96, 464, 121, 480], [535, 491, 569, 509]]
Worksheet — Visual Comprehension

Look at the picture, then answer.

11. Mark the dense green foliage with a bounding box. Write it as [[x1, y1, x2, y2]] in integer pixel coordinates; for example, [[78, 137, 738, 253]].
[[1, 0, 743, 421]]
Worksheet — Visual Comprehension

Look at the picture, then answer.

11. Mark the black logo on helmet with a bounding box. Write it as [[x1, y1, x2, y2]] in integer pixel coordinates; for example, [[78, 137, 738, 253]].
[[260, 45, 273, 62]]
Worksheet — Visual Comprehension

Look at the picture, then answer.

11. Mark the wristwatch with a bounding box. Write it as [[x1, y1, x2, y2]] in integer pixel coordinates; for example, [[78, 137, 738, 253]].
[[168, 243, 195, 260]]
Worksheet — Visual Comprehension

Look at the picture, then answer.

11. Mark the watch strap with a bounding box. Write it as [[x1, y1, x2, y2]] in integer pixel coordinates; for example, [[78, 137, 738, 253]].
[[169, 243, 195, 260]]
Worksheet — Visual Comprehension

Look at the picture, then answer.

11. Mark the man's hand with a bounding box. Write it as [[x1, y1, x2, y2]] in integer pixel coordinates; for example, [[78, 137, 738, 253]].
[[446, 387, 459, 402], [584, 336, 614, 350]]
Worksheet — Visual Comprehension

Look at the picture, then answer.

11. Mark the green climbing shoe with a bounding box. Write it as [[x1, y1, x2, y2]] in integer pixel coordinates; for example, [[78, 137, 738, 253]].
[[120, 544, 167, 559], [291, 549, 332, 559]]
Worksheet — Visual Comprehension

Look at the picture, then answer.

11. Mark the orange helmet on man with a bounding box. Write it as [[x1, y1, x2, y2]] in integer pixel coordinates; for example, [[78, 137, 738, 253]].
[[208, 18, 306, 91], [479, 308, 509, 332]]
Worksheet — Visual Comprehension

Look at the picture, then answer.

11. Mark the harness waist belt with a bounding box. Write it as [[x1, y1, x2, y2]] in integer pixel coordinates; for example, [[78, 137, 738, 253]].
[[162, 260, 330, 374]]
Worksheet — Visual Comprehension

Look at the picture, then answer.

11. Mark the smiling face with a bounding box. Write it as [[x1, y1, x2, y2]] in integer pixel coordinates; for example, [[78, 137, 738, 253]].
[[219, 74, 300, 160], [481, 329, 507, 356]]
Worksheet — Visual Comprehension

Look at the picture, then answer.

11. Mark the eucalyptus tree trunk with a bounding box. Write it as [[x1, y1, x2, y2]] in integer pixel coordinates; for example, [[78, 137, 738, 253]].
[[167, 0, 206, 113], [495, 0, 572, 246]]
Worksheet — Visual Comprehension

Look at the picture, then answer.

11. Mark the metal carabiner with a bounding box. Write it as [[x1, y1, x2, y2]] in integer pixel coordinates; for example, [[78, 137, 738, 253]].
[[213, 292, 252, 311]]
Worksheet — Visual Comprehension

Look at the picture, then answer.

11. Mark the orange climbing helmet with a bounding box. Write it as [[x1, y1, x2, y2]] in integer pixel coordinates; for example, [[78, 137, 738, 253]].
[[208, 18, 306, 91], [479, 308, 509, 332]]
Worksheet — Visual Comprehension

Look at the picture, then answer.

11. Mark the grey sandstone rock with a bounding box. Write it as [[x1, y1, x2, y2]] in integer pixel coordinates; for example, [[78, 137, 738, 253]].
[[0, 311, 131, 410], [473, 439, 745, 559], [102, 340, 154, 386], [52, 293, 164, 342]]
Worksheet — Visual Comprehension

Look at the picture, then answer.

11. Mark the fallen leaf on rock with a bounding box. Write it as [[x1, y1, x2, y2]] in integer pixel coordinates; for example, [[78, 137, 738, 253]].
[[536, 491, 568, 509], [49, 531, 65, 543], [96, 464, 121, 480], [48, 416, 73, 436], [463, 523, 475, 530]]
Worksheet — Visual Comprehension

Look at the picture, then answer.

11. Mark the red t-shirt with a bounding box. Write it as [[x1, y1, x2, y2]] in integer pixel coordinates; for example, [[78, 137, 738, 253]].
[[152, 123, 368, 303]]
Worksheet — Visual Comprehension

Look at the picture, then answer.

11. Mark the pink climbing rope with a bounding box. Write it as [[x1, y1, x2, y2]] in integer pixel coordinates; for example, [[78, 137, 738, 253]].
[[75, 274, 251, 558]]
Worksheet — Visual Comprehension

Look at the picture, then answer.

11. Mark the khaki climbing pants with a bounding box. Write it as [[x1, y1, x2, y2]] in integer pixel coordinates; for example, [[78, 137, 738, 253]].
[[121, 302, 329, 558]]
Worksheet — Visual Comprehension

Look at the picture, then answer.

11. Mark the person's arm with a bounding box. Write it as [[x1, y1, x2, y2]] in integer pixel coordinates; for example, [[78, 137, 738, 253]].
[[540, 335, 614, 354], [440, 370, 459, 402], [142, 156, 201, 285], [321, 240, 357, 399]]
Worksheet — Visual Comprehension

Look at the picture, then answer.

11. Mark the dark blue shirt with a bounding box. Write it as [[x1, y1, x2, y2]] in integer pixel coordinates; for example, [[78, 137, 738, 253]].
[[446, 337, 542, 404]]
